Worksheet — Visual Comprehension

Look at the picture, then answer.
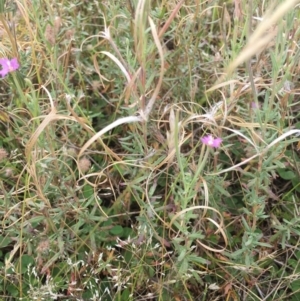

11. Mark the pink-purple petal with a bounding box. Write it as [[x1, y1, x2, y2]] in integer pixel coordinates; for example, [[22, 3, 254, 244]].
[[201, 135, 222, 148], [10, 58, 19, 71], [0, 58, 8, 65], [212, 138, 222, 147], [200, 136, 210, 145], [0, 58, 19, 78]]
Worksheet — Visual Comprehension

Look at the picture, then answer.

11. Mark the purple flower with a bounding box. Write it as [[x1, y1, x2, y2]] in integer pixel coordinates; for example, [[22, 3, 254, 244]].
[[251, 102, 260, 109], [0, 58, 19, 77], [201, 135, 222, 148]]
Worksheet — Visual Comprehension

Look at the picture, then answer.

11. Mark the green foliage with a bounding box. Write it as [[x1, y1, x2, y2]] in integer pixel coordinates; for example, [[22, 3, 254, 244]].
[[1, 0, 300, 300]]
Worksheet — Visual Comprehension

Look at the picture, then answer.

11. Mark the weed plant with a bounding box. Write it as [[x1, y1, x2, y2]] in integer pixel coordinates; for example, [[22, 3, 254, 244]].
[[1, 0, 300, 300]]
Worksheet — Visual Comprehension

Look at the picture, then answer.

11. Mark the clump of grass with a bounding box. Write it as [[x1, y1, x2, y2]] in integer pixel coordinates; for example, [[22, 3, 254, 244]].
[[1, 0, 300, 300]]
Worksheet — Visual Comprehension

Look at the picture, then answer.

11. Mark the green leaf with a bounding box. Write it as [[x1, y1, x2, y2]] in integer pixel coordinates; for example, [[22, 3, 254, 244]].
[[230, 248, 245, 258], [122, 227, 134, 238], [291, 178, 300, 192], [121, 289, 131, 300], [83, 184, 94, 198], [290, 279, 300, 293], [188, 232, 205, 240], [188, 255, 209, 265], [277, 168, 296, 180], [178, 258, 189, 275], [178, 249, 186, 262], [6, 283, 19, 297], [214, 183, 231, 197], [110, 225, 124, 236], [19, 255, 35, 274], [0, 235, 12, 248], [257, 241, 272, 248]]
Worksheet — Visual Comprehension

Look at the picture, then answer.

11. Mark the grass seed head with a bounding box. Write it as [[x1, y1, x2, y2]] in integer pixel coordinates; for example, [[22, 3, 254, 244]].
[[0, 148, 8, 161], [78, 157, 91, 173]]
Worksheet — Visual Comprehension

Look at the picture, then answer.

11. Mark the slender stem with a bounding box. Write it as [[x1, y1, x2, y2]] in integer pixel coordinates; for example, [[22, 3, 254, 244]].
[[196, 145, 210, 176], [11, 72, 26, 107]]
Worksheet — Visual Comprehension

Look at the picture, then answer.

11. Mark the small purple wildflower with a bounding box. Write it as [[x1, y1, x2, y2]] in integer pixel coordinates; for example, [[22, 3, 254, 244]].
[[0, 58, 19, 77], [251, 102, 259, 109], [201, 135, 222, 148]]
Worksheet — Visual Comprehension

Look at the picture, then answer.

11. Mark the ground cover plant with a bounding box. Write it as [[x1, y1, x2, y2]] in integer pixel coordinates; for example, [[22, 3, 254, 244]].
[[1, 0, 300, 300]]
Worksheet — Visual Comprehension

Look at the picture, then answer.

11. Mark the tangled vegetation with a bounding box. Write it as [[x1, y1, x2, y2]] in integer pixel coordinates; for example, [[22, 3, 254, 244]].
[[1, 0, 300, 300]]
